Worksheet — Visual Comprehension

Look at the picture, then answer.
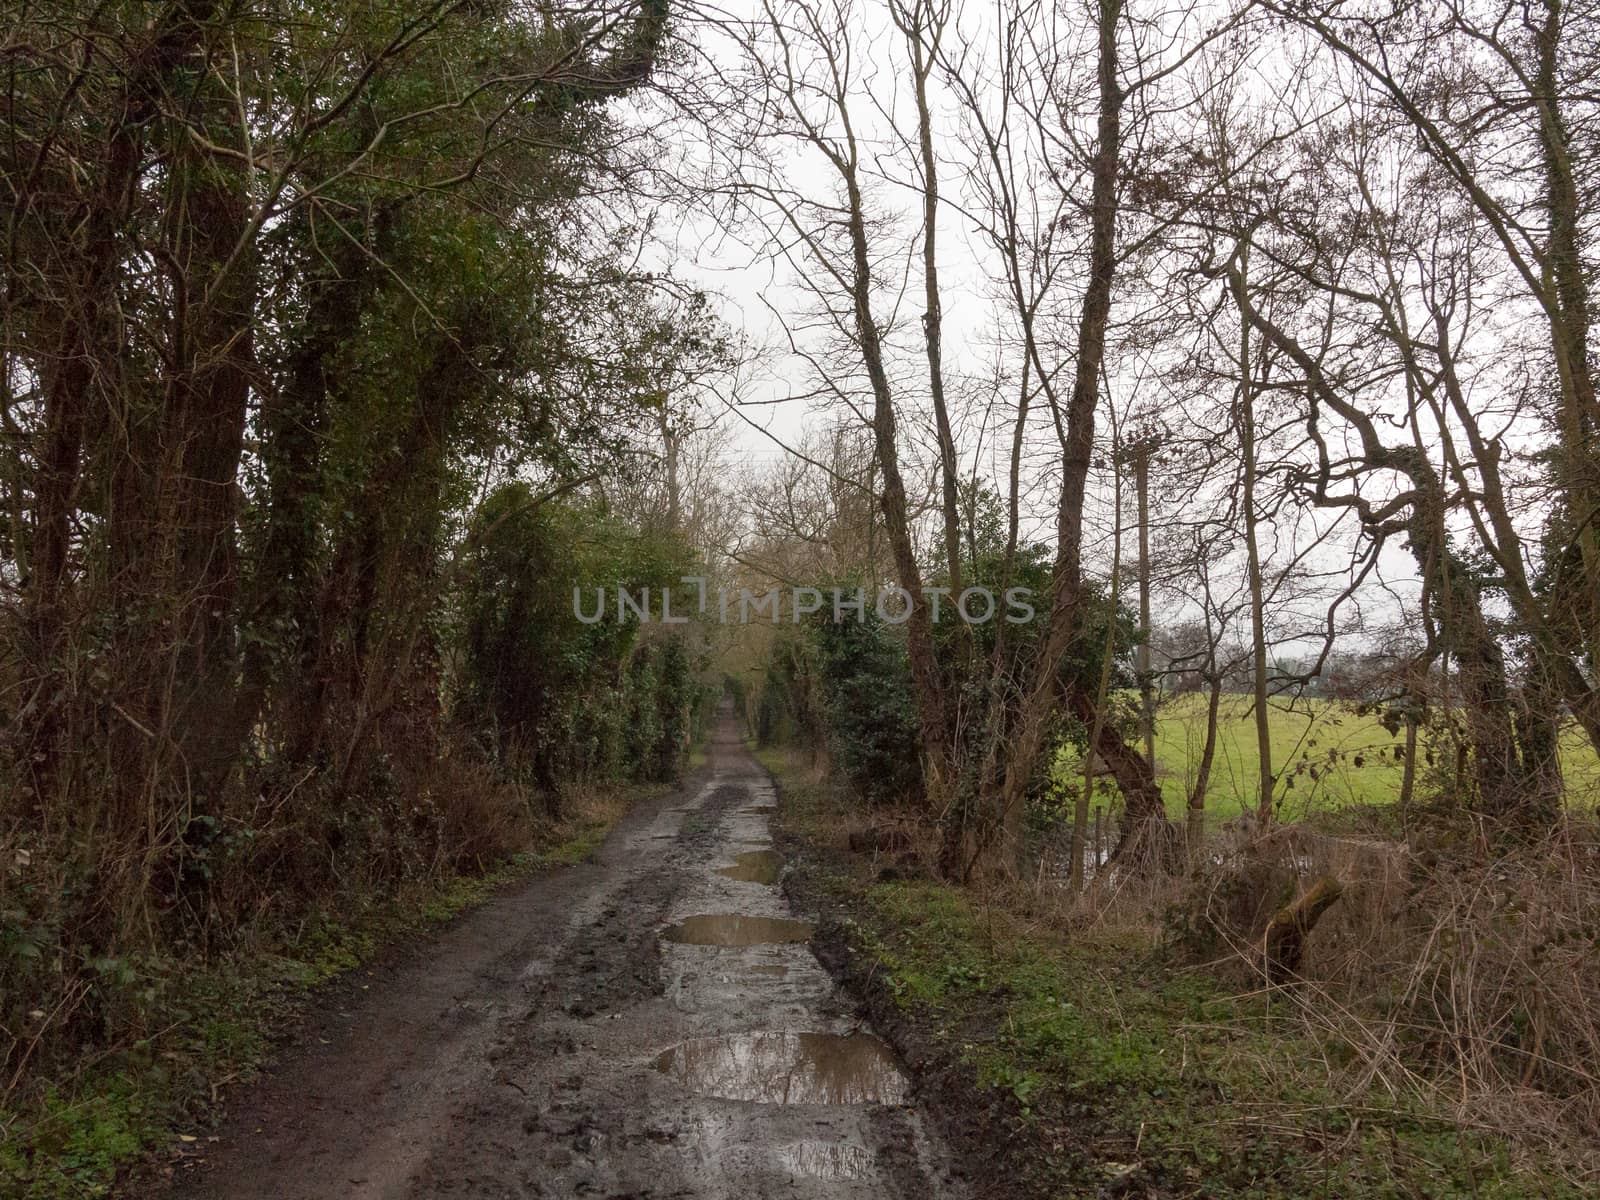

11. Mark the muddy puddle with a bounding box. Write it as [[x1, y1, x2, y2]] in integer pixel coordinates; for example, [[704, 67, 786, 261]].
[[660, 914, 812, 946], [716, 850, 784, 884], [654, 1032, 909, 1105]]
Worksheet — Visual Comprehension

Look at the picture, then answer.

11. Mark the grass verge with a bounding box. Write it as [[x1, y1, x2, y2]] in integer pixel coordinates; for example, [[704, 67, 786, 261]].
[[756, 743, 1589, 1199], [0, 780, 656, 1199]]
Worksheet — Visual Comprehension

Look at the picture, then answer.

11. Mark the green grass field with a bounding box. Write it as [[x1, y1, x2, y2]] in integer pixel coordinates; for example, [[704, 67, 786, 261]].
[[1061, 692, 1600, 822]]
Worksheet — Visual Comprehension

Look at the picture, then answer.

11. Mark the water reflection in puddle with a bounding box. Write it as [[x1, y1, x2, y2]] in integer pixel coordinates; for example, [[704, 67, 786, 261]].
[[660, 914, 813, 946], [717, 850, 784, 884], [654, 1032, 908, 1105], [776, 1140, 873, 1179]]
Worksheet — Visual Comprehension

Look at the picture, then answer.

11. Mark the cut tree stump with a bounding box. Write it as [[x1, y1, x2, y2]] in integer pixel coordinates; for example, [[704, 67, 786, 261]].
[[1261, 875, 1343, 984]]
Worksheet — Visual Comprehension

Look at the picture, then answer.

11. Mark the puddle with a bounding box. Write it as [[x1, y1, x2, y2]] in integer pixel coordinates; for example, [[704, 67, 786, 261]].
[[776, 1140, 872, 1180], [654, 1032, 909, 1105], [717, 850, 784, 884], [660, 914, 812, 946]]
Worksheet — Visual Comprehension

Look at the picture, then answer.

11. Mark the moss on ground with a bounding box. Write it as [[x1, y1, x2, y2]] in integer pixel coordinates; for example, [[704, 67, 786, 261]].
[[758, 744, 1589, 1199], [0, 791, 647, 1199], [856, 881, 1573, 1198]]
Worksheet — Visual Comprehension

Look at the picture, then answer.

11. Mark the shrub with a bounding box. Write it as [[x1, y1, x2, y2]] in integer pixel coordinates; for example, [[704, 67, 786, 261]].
[[810, 609, 921, 806]]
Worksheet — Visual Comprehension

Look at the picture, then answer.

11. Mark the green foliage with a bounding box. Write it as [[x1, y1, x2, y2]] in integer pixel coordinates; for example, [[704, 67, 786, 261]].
[[0, 1080, 152, 1199], [748, 483, 1150, 821], [754, 635, 822, 749], [809, 605, 922, 805], [0, 0, 726, 1181], [458, 490, 703, 793]]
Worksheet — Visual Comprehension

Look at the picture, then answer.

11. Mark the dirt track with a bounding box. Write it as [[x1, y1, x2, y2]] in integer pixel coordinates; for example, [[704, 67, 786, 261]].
[[155, 711, 964, 1199]]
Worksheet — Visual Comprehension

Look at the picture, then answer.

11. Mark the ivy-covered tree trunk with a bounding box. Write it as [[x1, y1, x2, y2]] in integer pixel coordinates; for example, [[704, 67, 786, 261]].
[[156, 113, 257, 802], [234, 216, 378, 765]]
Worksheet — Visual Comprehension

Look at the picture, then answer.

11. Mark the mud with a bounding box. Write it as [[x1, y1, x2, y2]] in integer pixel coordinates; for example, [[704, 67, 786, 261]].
[[655, 1032, 909, 1105], [151, 709, 963, 1200], [776, 815, 1037, 1199], [661, 913, 812, 945], [776, 1141, 873, 1180]]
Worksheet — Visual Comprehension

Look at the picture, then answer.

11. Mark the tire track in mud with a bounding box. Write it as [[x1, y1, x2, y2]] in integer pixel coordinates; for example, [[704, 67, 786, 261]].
[[403, 783, 752, 1197]]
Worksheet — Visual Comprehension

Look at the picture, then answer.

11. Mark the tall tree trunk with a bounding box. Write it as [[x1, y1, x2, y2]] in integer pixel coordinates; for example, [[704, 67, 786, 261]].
[[839, 170, 950, 796], [1187, 658, 1223, 863], [1234, 257, 1274, 828], [898, 0, 966, 624], [1533, 0, 1600, 677], [153, 60, 258, 802], [234, 217, 373, 762], [19, 1, 212, 813], [1515, 643, 1566, 827], [1073, 459, 1123, 893], [983, 0, 1169, 857], [897, 0, 978, 872], [1135, 447, 1155, 766]]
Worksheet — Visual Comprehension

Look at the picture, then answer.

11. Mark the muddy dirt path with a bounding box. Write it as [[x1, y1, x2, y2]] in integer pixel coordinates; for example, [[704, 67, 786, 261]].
[[158, 712, 964, 1199]]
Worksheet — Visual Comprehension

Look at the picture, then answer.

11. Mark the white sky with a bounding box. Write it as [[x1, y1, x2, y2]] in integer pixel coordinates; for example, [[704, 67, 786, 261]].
[[623, 0, 1562, 664]]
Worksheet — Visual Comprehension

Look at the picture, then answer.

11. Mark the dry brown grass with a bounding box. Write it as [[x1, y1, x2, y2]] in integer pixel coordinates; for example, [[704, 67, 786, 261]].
[[1054, 816, 1600, 1180], [771, 738, 1600, 1178]]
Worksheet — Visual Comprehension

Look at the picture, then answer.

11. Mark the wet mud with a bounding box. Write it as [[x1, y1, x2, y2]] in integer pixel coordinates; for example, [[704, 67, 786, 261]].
[[154, 710, 963, 1200], [661, 913, 812, 945], [655, 1031, 909, 1105]]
